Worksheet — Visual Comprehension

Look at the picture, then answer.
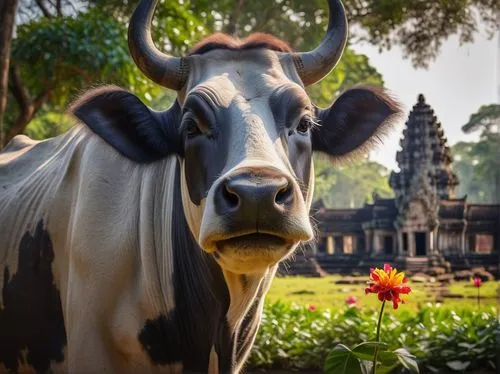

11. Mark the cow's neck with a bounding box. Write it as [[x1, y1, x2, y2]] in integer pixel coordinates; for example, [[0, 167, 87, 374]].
[[140, 158, 275, 373]]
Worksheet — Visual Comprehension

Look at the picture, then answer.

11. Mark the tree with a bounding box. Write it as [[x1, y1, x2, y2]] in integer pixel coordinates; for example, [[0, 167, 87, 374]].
[[191, 0, 500, 68], [0, 0, 19, 147], [314, 155, 394, 208], [452, 134, 500, 204], [453, 105, 500, 204], [2, 1, 204, 146], [344, 0, 499, 68], [462, 104, 500, 135], [308, 48, 383, 108]]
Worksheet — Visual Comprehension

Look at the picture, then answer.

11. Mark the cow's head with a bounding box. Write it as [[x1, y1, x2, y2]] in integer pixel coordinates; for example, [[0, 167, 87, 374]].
[[73, 0, 401, 275]]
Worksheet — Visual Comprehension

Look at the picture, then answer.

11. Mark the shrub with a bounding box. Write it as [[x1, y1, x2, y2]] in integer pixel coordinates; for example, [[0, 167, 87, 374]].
[[248, 301, 499, 373]]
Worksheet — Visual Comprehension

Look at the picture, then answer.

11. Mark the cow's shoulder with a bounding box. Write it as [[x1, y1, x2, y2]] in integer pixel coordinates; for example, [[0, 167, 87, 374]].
[[2, 134, 39, 153]]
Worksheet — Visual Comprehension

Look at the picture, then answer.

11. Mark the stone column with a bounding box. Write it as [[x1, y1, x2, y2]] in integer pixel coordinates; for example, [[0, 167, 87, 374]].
[[428, 230, 433, 256], [327, 236, 334, 255], [433, 228, 439, 255], [408, 231, 414, 257], [364, 230, 372, 254], [397, 231, 403, 256], [461, 229, 467, 255], [373, 231, 382, 255], [429, 228, 439, 257]]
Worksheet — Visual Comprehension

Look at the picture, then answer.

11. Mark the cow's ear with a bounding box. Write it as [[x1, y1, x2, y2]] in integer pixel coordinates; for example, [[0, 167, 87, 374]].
[[71, 87, 182, 163], [312, 86, 402, 159]]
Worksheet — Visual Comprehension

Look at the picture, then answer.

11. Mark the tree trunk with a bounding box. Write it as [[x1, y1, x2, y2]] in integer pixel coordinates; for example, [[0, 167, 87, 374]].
[[224, 0, 244, 36], [6, 65, 51, 144], [0, 0, 19, 148]]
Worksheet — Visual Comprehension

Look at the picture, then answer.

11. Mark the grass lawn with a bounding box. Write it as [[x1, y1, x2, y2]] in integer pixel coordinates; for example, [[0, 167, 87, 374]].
[[266, 275, 499, 312]]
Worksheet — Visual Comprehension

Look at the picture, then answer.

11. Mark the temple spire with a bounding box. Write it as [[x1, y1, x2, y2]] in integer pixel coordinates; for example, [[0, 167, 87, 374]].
[[390, 94, 459, 201], [390, 94, 459, 230]]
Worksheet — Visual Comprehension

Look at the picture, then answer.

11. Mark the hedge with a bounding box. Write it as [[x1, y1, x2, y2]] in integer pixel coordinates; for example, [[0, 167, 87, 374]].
[[248, 301, 499, 373]]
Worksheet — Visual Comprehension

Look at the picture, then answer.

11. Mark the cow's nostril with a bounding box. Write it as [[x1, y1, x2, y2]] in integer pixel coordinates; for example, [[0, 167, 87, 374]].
[[223, 183, 240, 209], [275, 183, 293, 205]]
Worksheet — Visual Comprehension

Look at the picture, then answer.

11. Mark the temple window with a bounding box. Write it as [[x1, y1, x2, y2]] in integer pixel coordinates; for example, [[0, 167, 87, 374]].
[[343, 236, 354, 254], [474, 234, 494, 254]]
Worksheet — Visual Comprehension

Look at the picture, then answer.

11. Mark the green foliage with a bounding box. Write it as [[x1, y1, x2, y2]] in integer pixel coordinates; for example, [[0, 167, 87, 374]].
[[345, 0, 499, 68], [4, 1, 204, 141], [325, 344, 419, 374], [314, 155, 394, 208], [88, 0, 207, 55], [11, 8, 161, 109], [308, 48, 384, 108], [24, 109, 73, 140], [462, 104, 500, 136], [452, 133, 500, 204], [248, 302, 499, 373], [324, 343, 373, 373], [192, 0, 499, 68]]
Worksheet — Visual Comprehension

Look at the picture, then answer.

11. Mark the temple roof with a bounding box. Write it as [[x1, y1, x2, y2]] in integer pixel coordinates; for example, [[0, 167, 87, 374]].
[[439, 199, 467, 220], [467, 204, 500, 221]]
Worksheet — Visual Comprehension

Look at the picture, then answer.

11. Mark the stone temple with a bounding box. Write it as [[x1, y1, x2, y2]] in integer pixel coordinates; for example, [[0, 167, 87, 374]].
[[285, 94, 499, 275]]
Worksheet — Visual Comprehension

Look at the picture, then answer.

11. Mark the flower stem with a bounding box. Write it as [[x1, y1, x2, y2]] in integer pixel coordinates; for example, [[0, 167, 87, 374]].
[[373, 300, 386, 374], [477, 287, 480, 308]]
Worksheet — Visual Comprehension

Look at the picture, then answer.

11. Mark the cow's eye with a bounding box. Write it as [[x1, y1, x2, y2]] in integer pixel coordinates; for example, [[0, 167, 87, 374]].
[[185, 118, 202, 138], [296, 117, 313, 134]]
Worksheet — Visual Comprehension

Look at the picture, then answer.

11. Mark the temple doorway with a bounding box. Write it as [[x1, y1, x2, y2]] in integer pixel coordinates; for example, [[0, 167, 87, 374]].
[[384, 236, 394, 255], [334, 236, 344, 254], [317, 237, 328, 254], [415, 232, 426, 256]]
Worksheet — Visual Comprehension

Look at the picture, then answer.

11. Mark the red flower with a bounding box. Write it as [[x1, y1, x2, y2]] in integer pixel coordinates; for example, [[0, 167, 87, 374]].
[[308, 304, 317, 312], [365, 264, 412, 310], [346, 296, 357, 306], [472, 277, 482, 287]]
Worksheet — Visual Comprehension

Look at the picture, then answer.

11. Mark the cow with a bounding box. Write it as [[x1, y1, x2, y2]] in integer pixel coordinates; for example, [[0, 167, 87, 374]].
[[0, 0, 401, 372]]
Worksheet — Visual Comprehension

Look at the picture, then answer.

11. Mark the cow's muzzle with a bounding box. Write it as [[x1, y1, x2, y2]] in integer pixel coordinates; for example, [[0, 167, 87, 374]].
[[199, 167, 313, 273]]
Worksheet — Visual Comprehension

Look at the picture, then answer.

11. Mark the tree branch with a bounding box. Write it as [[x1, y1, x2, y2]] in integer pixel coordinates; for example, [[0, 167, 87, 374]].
[[10, 65, 31, 110], [34, 0, 54, 18], [64, 0, 78, 15], [56, 0, 62, 16], [7, 64, 51, 142], [225, 0, 245, 36], [0, 0, 19, 147]]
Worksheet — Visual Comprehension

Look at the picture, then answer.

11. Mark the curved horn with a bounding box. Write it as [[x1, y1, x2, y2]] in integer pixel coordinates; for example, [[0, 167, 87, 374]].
[[293, 0, 348, 86], [128, 0, 188, 90]]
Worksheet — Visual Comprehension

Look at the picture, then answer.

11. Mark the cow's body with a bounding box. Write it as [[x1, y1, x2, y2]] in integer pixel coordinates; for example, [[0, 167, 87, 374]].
[[0, 0, 401, 372], [0, 128, 273, 373]]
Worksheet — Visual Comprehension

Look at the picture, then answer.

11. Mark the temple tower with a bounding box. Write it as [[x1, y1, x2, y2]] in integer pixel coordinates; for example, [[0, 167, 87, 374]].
[[389, 94, 458, 261]]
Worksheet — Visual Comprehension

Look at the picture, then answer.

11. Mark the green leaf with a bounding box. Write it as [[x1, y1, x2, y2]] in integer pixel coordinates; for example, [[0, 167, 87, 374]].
[[446, 360, 471, 371], [324, 344, 363, 374], [378, 351, 399, 366], [352, 341, 389, 361], [394, 348, 419, 373], [377, 351, 400, 374]]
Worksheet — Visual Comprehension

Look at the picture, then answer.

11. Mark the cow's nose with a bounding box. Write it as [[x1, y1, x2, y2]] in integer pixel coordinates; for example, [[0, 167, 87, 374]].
[[215, 171, 295, 217]]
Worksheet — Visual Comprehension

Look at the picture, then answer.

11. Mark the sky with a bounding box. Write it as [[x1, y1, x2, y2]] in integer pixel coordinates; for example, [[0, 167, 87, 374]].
[[351, 30, 499, 171]]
